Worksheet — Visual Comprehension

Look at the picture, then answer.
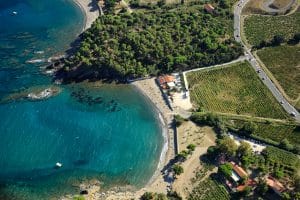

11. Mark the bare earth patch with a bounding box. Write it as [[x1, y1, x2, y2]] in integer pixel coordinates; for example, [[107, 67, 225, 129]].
[[173, 121, 216, 199]]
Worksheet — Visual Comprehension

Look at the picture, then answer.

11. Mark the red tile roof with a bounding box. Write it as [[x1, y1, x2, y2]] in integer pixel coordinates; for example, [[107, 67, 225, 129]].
[[230, 162, 248, 178], [204, 4, 215, 13], [266, 176, 285, 193], [158, 75, 175, 85], [236, 179, 257, 192]]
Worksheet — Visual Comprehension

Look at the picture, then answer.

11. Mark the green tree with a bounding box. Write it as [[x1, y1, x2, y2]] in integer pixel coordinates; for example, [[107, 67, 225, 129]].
[[237, 141, 252, 157], [241, 186, 252, 197], [272, 35, 285, 46], [176, 150, 189, 161], [257, 179, 268, 195], [218, 136, 238, 157], [279, 139, 294, 151], [293, 33, 300, 43], [141, 192, 154, 200], [274, 169, 284, 179], [282, 192, 291, 200], [294, 192, 300, 200], [241, 121, 257, 135], [187, 144, 196, 152], [218, 162, 233, 178], [173, 164, 184, 176], [174, 115, 185, 127], [294, 176, 300, 192]]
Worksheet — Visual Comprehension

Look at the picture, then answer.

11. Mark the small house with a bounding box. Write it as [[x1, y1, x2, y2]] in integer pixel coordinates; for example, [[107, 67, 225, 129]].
[[266, 176, 285, 195], [204, 4, 215, 14], [230, 161, 248, 182], [158, 75, 176, 89]]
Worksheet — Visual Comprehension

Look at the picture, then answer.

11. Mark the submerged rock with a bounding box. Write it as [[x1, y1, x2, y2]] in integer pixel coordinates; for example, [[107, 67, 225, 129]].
[[1, 86, 61, 103], [27, 87, 60, 100]]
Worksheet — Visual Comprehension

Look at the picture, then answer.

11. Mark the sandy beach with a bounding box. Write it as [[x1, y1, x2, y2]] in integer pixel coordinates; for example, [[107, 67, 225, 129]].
[[103, 78, 178, 200], [72, 0, 100, 31]]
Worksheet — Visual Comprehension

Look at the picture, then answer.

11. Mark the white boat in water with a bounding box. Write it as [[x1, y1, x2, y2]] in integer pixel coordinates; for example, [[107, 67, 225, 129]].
[[55, 162, 63, 168], [34, 50, 44, 54], [26, 58, 45, 64], [12, 11, 18, 15]]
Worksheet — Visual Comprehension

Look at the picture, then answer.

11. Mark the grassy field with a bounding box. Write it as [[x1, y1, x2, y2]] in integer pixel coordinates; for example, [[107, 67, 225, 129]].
[[243, 12, 300, 46], [256, 45, 300, 100], [187, 61, 288, 119]]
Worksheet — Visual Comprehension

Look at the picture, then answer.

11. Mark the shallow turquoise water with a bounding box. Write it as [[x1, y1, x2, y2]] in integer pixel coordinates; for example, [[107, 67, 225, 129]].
[[0, 0, 163, 199]]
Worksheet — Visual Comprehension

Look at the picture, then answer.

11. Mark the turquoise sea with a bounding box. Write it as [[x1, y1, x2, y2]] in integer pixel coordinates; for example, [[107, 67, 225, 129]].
[[0, 0, 163, 199]]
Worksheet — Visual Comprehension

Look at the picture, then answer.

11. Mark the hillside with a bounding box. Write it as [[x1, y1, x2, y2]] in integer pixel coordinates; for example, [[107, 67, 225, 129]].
[[59, 1, 242, 81]]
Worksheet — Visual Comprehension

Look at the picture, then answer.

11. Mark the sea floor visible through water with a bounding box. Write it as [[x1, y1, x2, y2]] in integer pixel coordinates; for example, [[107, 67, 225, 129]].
[[0, 0, 164, 199]]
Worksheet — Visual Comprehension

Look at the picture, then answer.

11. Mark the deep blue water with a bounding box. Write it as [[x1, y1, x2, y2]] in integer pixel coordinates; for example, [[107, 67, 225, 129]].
[[0, 0, 163, 199]]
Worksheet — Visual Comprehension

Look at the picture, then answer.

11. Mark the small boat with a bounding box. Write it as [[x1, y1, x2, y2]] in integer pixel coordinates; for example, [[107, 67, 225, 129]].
[[12, 11, 18, 15], [55, 162, 63, 168]]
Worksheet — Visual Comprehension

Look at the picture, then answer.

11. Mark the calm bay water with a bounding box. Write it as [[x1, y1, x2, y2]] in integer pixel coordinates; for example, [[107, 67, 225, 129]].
[[0, 0, 163, 199]]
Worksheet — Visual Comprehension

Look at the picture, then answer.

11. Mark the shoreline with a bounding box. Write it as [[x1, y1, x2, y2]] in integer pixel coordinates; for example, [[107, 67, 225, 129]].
[[108, 78, 176, 198], [131, 83, 170, 188], [61, 79, 176, 200], [72, 0, 99, 31]]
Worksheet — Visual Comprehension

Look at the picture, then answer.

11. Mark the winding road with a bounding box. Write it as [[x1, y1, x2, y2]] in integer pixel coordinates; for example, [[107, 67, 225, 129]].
[[234, 0, 300, 122]]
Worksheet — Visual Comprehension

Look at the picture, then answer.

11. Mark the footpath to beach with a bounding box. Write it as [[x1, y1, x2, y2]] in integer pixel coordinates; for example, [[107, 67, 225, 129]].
[[73, 0, 100, 31]]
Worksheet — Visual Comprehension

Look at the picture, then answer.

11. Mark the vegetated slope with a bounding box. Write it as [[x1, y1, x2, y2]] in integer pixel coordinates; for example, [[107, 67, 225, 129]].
[[187, 61, 288, 119], [256, 45, 300, 101], [230, 119, 300, 147], [244, 11, 300, 46], [262, 146, 300, 171], [63, 3, 242, 81]]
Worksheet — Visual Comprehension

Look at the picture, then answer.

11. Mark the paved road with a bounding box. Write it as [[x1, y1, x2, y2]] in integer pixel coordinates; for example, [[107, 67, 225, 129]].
[[234, 0, 300, 122]]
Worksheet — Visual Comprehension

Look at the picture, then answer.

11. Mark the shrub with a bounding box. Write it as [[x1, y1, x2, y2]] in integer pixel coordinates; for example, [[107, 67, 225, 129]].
[[272, 35, 285, 46], [217, 136, 238, 157], [176, 150, 189, 161], [187, 144, 196, 152], [257, 179, 268, 195], [174, 115, 185, 127], [279, 139, 294, 151], [240, 121, 257, 135], [173, 164, 184, 176], [218, 163, 233, 179], [73, 196, 85, 200], [274, 169, 284, 179]]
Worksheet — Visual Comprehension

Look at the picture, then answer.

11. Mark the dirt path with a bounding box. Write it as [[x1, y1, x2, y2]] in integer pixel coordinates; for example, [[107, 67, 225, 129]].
[[261, 0, 296, 13]]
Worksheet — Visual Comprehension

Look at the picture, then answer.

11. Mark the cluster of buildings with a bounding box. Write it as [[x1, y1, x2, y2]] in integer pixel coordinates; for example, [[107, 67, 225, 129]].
[[157, 73, 191, 110], [222, 161, 286, 197]]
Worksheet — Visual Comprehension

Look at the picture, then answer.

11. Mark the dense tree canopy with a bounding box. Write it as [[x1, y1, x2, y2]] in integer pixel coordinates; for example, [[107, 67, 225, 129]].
[[64, 3, 242, 81], [218, 136, 238, 157]]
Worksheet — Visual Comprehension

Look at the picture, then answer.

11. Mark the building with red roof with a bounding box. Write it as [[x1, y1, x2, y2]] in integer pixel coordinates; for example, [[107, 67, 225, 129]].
[[230, 161, 248, 180], [204, 4, 215, 14], [266, 176, 285, 195]]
